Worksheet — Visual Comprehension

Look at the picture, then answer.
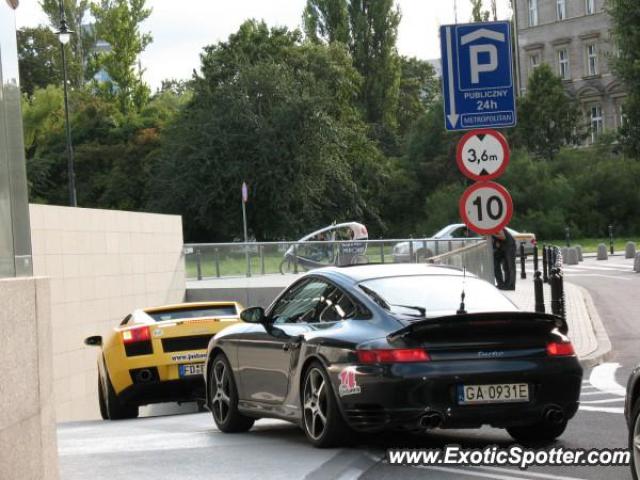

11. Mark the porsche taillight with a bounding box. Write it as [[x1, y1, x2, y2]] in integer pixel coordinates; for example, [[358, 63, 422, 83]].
[[546, 341, 575, 357], [122, 326, 151, 344], [357, 348, 430, 364]]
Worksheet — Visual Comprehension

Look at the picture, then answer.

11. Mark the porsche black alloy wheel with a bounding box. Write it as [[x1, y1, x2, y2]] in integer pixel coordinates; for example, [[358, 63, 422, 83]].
[[630, 400, 640, 480], [302, 362, 350, 448], [209, 354, 254, 433]]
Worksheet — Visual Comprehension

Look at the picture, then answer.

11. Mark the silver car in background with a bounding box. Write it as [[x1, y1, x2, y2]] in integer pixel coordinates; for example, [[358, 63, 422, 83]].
[[392, 224, 537, 263]]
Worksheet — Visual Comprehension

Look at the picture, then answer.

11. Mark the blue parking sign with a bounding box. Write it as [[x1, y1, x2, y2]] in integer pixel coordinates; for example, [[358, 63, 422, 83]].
[[440, 21, 517, 131]]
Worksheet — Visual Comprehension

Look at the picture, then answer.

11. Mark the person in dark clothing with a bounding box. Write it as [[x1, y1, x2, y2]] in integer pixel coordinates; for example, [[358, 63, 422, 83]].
[[492, 228, 516, 290]]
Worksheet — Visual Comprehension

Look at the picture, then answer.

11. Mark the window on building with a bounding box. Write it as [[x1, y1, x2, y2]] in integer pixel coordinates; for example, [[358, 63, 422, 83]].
[[590, 103, 603, 143], [557, 0, 566, 20], [528, 0, 539, 26], [586, 0, 595, 15], [586, 44, 598, 76], [529, 53, 540, 74], [558, 49, 570, 80]]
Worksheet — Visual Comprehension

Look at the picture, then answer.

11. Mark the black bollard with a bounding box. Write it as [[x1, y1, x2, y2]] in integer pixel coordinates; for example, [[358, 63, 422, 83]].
[[609, 224, 614, 255], [520, 242, 526, 279], [558, 269, 566, 320], [196, 248, 202, 281], [542, 246, 548, 283], [550, 268, 561, 316], [534, 270, 545, 313], [533, 244, 539, 273]]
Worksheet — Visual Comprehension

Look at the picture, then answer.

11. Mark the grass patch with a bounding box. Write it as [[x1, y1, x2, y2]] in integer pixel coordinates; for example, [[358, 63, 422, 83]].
[[541, 238, 640, 253]]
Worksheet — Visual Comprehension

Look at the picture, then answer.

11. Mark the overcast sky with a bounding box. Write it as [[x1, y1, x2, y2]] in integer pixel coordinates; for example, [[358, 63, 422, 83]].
[[15, 0, 512, 90]]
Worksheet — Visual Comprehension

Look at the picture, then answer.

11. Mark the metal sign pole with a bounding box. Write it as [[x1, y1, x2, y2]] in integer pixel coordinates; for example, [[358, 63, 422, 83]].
[[242, 182, 250, 277]]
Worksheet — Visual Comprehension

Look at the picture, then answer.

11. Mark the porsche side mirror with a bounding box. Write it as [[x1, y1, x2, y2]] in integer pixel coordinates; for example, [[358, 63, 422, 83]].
[[240, 307, 267, 324], [84, 335, 102, 347]]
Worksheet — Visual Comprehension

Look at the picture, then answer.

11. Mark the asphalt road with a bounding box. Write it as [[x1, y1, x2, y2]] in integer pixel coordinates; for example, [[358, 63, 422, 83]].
[[58, 256, 639, 480]]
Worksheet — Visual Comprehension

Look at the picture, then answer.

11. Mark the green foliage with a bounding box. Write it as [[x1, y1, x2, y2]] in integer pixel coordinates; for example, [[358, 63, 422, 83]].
[[17, 26, 63, 98], [148, 21, 388, 241], [608, 0, 640, 158], [39, 0, 91, 87], [349, 0, 401, 133], [397, 57, 438, 136], [303, 0, 350, 44], [512, 64, 583, 160], [90, 0, 153, 113], [470, 0, 490, 22]]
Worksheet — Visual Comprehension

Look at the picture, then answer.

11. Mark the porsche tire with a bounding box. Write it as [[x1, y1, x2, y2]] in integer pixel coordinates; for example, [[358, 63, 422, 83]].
[[104, 374, 138, 420], [629, 398, 640, 480], [302, 362, 350, 448], [507, 419, 567, 444], [209, 354, 254, 433]]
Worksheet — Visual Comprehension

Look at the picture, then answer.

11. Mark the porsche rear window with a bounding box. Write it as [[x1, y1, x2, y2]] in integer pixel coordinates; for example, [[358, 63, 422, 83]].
[[147, 305, 237, 322]]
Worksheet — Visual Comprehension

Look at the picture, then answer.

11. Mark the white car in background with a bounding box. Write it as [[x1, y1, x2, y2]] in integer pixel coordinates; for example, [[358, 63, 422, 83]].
[[392, 223, 537, 263]]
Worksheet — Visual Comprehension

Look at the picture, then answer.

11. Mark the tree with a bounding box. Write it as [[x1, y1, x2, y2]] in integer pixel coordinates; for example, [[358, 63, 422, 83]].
[[40, 0, 91, 87], [303, 0, 350, 44], [349, 0, 401, 132], [90, 0, 153, 113], [397, 57, 438, 136], [512, 64, 583, 160], [149, 21, 387, 241], [17, 26, 63, 97], [470, 0, 490, 22], [609, 0, 640, 158]]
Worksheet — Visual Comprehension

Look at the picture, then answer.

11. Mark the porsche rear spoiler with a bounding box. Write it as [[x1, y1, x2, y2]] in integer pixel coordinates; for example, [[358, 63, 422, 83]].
[[387, 311, 568, 343]]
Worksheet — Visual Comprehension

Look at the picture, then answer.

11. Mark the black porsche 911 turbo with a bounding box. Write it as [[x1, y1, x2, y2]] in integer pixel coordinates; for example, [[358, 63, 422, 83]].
[[204, 264, 583, 447]]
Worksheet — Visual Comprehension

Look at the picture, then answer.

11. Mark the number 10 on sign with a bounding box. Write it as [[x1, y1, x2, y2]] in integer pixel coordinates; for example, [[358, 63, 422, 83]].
[[459, 181, 513, 236]]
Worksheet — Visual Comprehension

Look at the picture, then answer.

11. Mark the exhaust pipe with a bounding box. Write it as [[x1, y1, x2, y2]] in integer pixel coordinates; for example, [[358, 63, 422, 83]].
[[544, 407, 565, 425], [136, 369, 153, 383], [419, 412, 443, 429]]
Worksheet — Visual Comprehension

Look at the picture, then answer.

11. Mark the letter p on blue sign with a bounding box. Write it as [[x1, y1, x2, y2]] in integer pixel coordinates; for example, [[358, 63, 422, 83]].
[[440, 21, 517, 131]]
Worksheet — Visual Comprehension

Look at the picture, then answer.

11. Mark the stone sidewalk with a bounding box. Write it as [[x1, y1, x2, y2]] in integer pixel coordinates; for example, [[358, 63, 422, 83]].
[[502, 275, 610, 366]]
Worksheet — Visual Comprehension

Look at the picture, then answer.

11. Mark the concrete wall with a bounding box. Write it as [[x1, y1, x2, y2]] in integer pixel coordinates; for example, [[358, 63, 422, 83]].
[[30, 204, 186, 421], [0, 277, 58, 480]]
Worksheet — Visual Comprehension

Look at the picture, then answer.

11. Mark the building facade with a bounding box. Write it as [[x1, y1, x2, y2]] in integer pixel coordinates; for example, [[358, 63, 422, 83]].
[[513, 0, 625, 143], [0, 0, 32, 276]]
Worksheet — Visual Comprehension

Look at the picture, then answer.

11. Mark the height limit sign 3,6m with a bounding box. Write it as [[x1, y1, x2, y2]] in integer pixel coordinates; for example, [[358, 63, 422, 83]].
[[456, 129, 510, 181]]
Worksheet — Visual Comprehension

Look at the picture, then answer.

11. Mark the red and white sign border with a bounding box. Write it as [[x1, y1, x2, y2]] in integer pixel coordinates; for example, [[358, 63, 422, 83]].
[[456, 129, 511, 182], [459, 181, 514, 236]]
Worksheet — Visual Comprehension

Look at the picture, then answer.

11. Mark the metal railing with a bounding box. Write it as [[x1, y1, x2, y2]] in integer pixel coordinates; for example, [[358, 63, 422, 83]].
[[184, 237, 491, 280]]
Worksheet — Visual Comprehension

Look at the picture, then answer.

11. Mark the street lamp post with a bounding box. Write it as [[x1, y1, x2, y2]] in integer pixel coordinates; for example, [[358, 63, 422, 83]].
[[55, 0, 77, 207]]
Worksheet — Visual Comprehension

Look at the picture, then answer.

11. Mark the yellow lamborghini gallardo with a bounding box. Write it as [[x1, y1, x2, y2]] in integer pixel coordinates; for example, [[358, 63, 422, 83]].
[[85, 302, 242, 420]]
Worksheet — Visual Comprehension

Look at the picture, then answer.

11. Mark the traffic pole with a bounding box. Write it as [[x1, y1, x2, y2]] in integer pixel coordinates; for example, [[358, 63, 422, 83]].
[[242, 182, 250, 278]]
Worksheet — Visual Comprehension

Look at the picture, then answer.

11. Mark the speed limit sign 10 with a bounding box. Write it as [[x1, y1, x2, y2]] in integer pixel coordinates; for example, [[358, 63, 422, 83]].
[[459, 181, 513, 236], [456, 129, 510, 181]]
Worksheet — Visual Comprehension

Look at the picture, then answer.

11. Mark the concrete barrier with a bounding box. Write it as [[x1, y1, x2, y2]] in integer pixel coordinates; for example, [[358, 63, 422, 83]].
[[565, 247, 579, 265], [625, 242, 636, 259], [0, 277, 58, 480], [561, 247, 569, 261], [29, 204, 186, 421], [597, 244, 608, 260], [575, 245, 583, 262], [634, 253, 640, 273]]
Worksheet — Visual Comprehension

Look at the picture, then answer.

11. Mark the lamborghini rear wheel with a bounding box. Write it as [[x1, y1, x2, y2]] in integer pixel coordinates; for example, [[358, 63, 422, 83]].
[[103, 374, 138, 420]]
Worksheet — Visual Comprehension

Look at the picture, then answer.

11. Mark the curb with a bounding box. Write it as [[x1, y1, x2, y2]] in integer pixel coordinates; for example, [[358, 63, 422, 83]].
[[573, 283, 613, 368]]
